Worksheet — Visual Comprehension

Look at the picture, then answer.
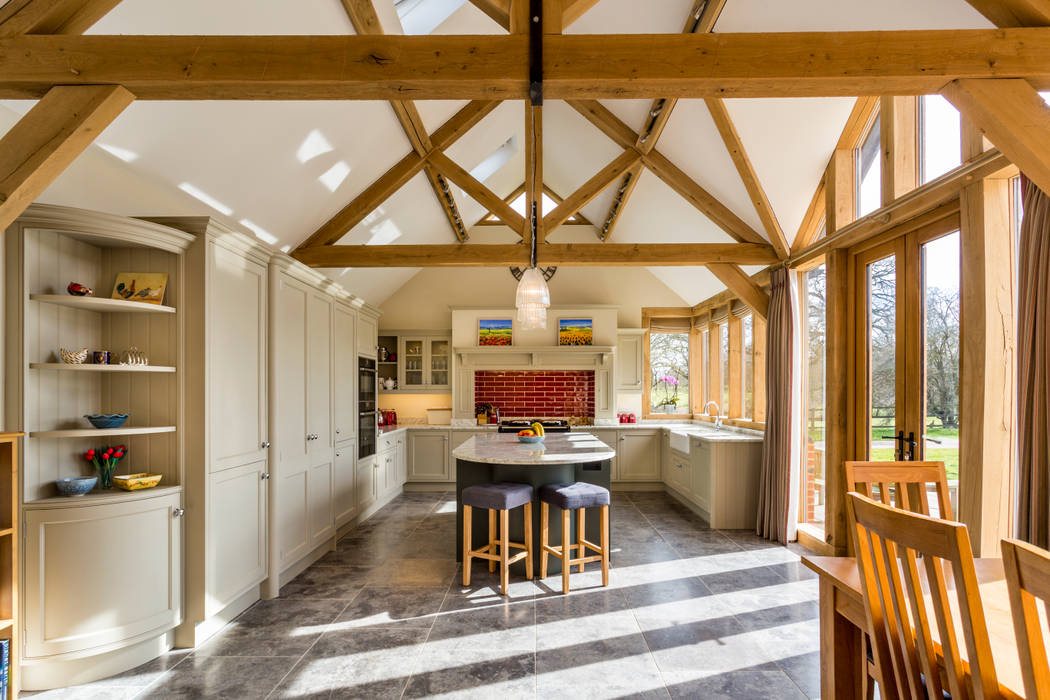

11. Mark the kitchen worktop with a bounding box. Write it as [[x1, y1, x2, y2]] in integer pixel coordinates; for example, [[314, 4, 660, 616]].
[[452, 432, 616, 465], [377, 421, 762, 441]]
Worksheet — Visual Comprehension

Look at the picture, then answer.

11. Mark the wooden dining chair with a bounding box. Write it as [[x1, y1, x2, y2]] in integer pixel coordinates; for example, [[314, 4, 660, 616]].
[[847, 492, 1000, 700], [845, 461, 953, 520], [1002, 538, 1050, 700]]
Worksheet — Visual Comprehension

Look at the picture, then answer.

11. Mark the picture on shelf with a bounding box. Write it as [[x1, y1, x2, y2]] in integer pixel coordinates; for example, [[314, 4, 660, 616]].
[[478, 318, 513, 346], [558, 318, 593, 346], [111, 272, 168, 305]]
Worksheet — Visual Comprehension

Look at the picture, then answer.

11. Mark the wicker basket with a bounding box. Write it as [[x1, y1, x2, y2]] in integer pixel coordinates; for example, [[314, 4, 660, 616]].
[[60, 347, 88, 364]]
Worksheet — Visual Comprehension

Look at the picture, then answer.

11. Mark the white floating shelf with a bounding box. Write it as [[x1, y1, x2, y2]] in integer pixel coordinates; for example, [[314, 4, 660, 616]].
[[29, 426, 176, 439], [29, 294, 175, 314], [29, 363, 176, 373]]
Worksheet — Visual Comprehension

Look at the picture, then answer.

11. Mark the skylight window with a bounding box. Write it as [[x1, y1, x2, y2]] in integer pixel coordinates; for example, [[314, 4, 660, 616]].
[[319, 161, 352, 192], [395, 0, 466, 34], [470, 136, 518, 182], [178, 183, 233, 216], [296, 129, 333, 164]]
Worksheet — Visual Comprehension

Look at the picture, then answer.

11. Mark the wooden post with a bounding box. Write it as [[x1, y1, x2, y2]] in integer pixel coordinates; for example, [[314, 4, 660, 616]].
[[825, 149, 855, 234], [959, 177, 1015, 556], [880, 96, 919, 205], [825, 248, 852, 553]]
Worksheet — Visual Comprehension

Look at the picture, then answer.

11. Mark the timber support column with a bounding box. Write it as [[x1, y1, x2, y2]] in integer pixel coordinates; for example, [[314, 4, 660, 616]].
[[824, 247, 851, 554]]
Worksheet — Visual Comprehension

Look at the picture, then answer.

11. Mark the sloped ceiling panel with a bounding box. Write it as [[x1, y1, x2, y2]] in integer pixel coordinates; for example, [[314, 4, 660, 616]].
[[566, 0, 694, 33], [89, 0, 357, 34], [715, 0, 991, 31]]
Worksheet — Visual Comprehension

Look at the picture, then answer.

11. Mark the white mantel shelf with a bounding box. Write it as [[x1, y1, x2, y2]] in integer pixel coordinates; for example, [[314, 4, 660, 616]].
[[454, 345, 615, 370]]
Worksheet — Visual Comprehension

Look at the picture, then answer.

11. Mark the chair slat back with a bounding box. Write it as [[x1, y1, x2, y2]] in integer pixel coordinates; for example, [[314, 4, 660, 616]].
[[845, 461, 953, 520], [1002, 538, 1050, 700], [847, 493, 999, 700]]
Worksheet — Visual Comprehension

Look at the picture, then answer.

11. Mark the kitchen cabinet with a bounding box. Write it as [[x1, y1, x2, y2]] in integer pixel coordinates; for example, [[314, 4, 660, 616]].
[[333, 303, 357, 441], [358, 311, 378, 358], [408, 430, 451, 482], [616, 430, 661, 481], [356, 456, 377, 511], [334, 443, 357, 526], [589, 430, 619, 477], [396, 433, 407, 484], [208, 461, 268, 617], [665, 448, 691, 497], [692, 439, 712, 514], [690, 436, 763, 529], [376, 331, 452, 392], [23, 491, 183, 660], [616, 329, 645, 391]]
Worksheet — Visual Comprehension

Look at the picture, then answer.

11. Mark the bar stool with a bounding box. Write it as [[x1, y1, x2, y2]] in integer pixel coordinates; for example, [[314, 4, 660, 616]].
[[539, 482, 610, 594], [462, 482, 534, 595]]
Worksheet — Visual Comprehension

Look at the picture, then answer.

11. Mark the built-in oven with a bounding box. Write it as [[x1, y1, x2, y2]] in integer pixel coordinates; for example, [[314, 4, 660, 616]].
[[359, 356, 377, 459]]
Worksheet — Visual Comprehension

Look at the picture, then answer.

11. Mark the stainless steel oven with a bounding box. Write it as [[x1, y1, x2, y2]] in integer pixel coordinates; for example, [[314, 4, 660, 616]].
[[359, 356, 377, 459]]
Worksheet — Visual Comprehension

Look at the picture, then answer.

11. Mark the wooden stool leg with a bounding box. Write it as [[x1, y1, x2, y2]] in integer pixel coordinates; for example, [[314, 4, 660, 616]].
[[561, 508, 571, 594], [463, 504, 472, 586], [488, 509, 496, 573], [577, 507, 586, 573], [600, 504, 610, 587], [523, 501, 533, 580], [540, 502, 549, 579], [499, 508, 510, 596]]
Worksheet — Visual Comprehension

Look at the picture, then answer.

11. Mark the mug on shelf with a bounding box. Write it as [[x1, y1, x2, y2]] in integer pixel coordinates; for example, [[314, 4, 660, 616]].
[[92, 350, 111, 365]]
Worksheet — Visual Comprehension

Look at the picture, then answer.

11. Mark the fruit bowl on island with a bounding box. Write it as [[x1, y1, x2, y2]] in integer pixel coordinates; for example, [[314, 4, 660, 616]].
[[517, 422, 546, 443]]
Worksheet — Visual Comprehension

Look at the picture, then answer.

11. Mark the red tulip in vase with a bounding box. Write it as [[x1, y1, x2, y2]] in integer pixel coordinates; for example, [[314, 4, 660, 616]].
[[84, 445, 126, 489]]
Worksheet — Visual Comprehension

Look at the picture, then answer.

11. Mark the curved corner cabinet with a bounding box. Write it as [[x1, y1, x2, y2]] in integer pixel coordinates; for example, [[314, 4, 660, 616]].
[[4, 205, 190, 689]]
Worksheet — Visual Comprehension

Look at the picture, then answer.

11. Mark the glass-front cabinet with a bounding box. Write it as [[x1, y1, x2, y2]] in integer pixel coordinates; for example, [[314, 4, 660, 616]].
[[377, 331, 451, 393]]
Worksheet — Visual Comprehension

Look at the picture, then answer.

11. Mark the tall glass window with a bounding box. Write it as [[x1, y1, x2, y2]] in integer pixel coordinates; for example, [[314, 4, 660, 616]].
[[743, 314, 754, 419], [920, 95, 962, 184], [801, 265, 827, 530], [857, 114, 882, 217], [719, 324, 730, 412], [650, 333, 690, 414], [701, 329, 710, 404]]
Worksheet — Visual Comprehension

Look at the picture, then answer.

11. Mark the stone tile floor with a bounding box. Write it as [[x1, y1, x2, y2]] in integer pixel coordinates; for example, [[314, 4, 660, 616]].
[[27, 491, 820, 699]]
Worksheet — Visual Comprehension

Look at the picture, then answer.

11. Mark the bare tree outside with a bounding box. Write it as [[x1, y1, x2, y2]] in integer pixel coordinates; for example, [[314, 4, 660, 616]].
[[650, 332, 690, 413]]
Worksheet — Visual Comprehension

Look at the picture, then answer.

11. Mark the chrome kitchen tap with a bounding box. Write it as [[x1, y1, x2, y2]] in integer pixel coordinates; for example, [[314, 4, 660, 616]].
[[702, 400, 724, 430]]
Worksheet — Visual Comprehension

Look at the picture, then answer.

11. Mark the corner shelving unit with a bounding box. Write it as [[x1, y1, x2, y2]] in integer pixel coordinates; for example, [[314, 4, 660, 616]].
[[0, 432, 22, 700]]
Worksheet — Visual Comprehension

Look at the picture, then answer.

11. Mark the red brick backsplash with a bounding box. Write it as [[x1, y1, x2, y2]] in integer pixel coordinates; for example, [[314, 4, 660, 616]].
[[474, 370, 595, 419]]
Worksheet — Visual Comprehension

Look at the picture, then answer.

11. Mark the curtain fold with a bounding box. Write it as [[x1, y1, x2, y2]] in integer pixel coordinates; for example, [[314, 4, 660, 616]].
[[757, 268, 801, 543], [1017, 175, 1050, 547], [648, 316, 692, 333]]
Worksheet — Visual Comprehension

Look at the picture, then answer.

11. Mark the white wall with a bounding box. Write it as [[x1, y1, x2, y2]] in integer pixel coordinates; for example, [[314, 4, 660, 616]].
[[378, 266, 688, 330]]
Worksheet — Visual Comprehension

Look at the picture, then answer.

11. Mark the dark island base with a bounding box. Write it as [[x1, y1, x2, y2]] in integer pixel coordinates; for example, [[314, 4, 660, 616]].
[[455, 458, 612, 576]]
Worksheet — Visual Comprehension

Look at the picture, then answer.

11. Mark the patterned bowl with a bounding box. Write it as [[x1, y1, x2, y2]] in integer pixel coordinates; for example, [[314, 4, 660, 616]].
[[60, 348, 88, 364], [55, 476, 98, 496], [84, 413, 129, 429], [113, 473, 162, 491], [517, 435, 544, 444]]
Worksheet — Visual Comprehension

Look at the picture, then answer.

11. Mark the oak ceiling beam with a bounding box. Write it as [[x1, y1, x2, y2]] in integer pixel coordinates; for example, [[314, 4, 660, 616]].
[[5, 30, 1050, 100], [706, 263, 770, 320], [567, 99, 766, 245], [467, 0, 511, 29], [298, 99, 498, 249], [941, 78, 1050, 197], [0, 0, 123, 37], [706, 98, 790, 258], [0, 84, 134, 231], [562, 0, 600, 26], [526, 104, 543, 242], [598, 161, 642, 241], [428, 151, 526, 232], [340, 0, 468, 241], [291, 242, 780, 268], [963, 0, 1050, 26], [542, 150, 640, 234], [790, 174, 827, 255]]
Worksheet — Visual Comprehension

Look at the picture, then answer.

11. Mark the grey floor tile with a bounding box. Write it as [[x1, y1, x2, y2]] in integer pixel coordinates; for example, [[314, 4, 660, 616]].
[[536, 634, 666, 698], [403, 646, 536, 698], [662, 666, 808, 699], [139, 656, 298, 698], [279, 564, 371, 599], [333, 585, 448, 629], [366, 557, 458, 587], [775, 651, 822, 699], [195, 599, 346, 657]]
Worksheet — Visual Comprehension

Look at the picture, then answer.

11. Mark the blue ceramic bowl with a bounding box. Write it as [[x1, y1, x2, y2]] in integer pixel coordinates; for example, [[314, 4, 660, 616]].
[[55, 476, 98, 496], [84, 413, 128, 429], [517, 435, 544, 444]]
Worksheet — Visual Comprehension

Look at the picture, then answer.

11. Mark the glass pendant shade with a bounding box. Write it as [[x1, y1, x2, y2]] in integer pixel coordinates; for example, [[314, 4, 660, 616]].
[[515, 266, 550, 329]]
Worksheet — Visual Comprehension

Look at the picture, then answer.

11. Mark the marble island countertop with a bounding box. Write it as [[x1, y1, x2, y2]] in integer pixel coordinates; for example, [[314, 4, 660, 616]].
[[452, 432, 616, 465], [379, 421, 761, 442]]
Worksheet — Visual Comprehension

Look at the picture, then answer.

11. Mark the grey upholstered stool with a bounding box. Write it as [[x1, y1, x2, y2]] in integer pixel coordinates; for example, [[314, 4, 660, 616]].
[[539, 482, 611, 594], [461, 482, 534, 595]]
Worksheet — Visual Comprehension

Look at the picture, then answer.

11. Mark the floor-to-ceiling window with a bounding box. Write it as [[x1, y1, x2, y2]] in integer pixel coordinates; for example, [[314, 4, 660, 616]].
[[649, 331, 691, 415], [920, 95, 962, 184], [800, 264, 828, 531], [743, 314, 754, 420], [857, 114, 882, 217]]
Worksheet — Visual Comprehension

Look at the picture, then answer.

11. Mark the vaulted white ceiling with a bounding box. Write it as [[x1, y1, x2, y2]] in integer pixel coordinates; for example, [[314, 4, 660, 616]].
[[0, 0, 993, 306]]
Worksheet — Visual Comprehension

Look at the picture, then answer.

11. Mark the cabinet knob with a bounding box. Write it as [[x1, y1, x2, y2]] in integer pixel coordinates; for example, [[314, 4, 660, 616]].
[[261, 441, 271, 449], [307, 433, 319, 441], [261, 472, 271, 480], [336, 452, 341, 457], [172, 508, 185, 518], [336, 429, 341, 435]]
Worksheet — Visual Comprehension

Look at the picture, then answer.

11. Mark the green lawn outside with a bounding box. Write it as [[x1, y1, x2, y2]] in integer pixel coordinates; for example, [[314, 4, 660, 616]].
[[869, 447, 958, 480]]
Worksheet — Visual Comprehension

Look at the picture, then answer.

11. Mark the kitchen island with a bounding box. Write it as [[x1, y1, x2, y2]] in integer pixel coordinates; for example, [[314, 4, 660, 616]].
[[453, 432, 615, 575]]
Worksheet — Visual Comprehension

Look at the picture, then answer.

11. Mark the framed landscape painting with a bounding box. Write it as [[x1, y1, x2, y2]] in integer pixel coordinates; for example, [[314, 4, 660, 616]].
[[478, 318, 513, 346], [558, 318, 593, 346]]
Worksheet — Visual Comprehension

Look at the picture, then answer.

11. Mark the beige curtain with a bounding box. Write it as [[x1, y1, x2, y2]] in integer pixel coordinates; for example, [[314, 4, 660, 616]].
[[1017, 175, 1050, 547], [757, 268, 801, 542], [649, 316, 692, 333]]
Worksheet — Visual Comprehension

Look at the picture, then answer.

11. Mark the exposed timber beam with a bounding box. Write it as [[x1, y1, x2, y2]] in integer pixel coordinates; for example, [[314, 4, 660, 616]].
[[0, 0, 122, 36], [0, 84, 133, 231], [706, 97, 790, 258], [470, 0, 596, 31], [562, 0, 599, 26], [790, 175, 826, 255], [291, 242, 779, 268], [598, 162, 642, 241], [941, 78, 1050, 198], [5, 30, 1050, 100], [428, 151, 526, 232], [963, 0, 1050, 26], [567, 99, 766, 245], [706, 263, 770, 320], [542, 150, 641, 234], [298, 100, 498, 249], [467, 0, 511, 29], [340, 0, 468, 241]]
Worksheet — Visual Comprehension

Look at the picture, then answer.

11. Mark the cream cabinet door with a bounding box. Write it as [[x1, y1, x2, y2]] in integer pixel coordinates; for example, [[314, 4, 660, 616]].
[[692, 440, 712, 513], [395, 434, 407, 485], [308, 461, 335, 549], [208, 461, 267, 616], [333, 303, 357, 442], [24, 492, 182, 658], [616, 332, 644, 391], [616, 430, 661, 481], [588, 430, 619, 478], [274, 274, 310, 567], [334, 443, 357, 526], [210, 245, 268, 472], [308, 291, 334, 451], [408, 431, 450, 482], [356, 456, 377, 511], [357, 313, 377, 357]]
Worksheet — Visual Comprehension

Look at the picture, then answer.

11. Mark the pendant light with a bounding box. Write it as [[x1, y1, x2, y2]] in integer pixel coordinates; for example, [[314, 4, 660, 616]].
[[516, 201, 550, 329]]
